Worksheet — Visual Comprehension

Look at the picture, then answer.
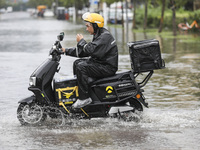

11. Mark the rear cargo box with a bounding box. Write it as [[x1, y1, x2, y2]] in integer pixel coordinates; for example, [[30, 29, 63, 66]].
[[54, 76, 78, 103], [127, 39, 165, 73]]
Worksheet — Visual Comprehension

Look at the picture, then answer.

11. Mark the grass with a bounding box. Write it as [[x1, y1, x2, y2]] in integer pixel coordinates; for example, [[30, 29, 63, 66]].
[[107, 22, 200, 43], [131, 27, 200, 43], [107, 6, 200, 44]]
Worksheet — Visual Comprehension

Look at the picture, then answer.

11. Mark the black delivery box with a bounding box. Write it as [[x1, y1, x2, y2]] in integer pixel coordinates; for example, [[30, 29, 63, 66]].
[[127, 39, 165, 73]]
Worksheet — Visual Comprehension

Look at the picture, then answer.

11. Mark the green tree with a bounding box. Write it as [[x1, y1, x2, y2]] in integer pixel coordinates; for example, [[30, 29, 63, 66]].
[[0, 0, 7, 8], [158, 0, 166, 33], [60, 0, 89, 9], [143, 0, 148, 30], [170, 0, 176, 36], [132, 0, 137, 29], [175, 0, 194, 9], [59, 0, 74, 7], [102, 0, 116, 6], [27, 0, 54, 8]]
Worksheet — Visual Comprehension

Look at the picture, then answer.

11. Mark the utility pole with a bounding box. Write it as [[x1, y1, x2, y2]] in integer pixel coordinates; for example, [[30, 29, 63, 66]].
[[125, 0, 129, 43], [132, 0, 137, 29], [171, 0, 176, 36]]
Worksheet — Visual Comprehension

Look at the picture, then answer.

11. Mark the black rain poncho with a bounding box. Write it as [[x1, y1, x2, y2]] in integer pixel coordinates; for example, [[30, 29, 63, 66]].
[[65, 28, 118, 99]]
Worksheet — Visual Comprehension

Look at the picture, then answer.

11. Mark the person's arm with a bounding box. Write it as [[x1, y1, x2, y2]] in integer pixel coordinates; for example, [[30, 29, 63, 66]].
[[61, 34, 88, 58], [61, 47, 77, 57], [81, 33, 116, 59]]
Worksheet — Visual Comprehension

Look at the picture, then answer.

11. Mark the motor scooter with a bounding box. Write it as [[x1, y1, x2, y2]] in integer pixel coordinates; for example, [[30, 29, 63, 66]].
[[17, 32, 165, 125]]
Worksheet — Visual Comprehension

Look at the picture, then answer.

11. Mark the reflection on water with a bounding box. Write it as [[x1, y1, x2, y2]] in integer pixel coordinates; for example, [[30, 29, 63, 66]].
[[109, 25, 200, 111], [0, 12, 200, 150], [108, 26, 152, 54]]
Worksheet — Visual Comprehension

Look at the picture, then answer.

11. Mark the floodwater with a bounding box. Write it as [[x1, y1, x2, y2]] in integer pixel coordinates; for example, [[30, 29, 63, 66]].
[[0, 12, 200, 150]]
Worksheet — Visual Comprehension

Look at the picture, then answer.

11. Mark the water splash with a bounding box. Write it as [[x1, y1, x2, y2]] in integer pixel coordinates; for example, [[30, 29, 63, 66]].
[[140, 108, 200, 129]]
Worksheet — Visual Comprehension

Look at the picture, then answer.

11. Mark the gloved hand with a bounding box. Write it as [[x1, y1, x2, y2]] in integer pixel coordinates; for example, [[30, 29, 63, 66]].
[[62, 47, 76, 56], [64, 48, 72, 55], [61, 48, 71, 55]]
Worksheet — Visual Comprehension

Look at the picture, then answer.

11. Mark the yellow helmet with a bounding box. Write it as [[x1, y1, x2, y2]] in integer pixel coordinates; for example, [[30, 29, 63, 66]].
[[82, 12, 104, 28]]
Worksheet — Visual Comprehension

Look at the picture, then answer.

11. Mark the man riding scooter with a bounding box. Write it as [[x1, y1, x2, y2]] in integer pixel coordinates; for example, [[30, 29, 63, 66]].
[[61, 12, 118, 108]]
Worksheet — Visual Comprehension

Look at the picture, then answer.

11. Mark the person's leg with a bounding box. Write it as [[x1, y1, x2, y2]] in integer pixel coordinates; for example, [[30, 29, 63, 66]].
[[73, 59, 87, 76], [74, 60, 89, 100], [72, 59, 91, 108], [73, 60, 115, 108]]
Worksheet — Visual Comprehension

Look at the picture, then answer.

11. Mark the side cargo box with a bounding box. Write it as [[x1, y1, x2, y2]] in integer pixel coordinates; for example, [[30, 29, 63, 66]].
[[54, 76, 78, 103], [127, 39, 165, 73]]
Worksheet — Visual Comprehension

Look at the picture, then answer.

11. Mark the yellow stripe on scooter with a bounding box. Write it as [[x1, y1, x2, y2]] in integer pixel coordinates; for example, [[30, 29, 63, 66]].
[[64, 101, 73, 104], [41, 93, 45, 97]]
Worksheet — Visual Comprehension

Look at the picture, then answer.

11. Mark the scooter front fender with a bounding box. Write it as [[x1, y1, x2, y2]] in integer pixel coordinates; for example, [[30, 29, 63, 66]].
[[18, 95, 35, 104]]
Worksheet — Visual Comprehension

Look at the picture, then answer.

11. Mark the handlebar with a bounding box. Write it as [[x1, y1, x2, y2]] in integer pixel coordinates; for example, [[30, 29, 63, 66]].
[[49, 40, 64, 61], [49, 32, 65, 61]]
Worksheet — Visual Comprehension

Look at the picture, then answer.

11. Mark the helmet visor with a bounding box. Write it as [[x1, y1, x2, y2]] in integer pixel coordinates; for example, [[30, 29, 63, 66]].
[[82, 12, 91, 21]]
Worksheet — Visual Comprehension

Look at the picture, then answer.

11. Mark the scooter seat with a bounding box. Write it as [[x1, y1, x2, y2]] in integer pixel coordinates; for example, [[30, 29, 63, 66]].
[[89, 71, 132, 85]]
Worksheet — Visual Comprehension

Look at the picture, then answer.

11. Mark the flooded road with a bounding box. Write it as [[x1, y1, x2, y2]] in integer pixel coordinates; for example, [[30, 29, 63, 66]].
[[0, 12, 200, 150]]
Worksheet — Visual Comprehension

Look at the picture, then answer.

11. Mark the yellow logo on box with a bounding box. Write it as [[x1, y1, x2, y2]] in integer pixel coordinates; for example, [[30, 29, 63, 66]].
[[106, 86, 113, 93]]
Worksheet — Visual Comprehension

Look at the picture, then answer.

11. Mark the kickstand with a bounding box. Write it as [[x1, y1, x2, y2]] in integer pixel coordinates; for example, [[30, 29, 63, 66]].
[[80, 108, 89, 117]]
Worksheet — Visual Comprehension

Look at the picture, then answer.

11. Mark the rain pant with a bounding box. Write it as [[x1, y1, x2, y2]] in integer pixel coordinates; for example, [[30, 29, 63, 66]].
[[65, 28, 118, 99]]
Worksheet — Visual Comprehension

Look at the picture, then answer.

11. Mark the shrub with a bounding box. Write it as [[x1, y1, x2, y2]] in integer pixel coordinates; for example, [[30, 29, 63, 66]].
[[134, 6, 200, 30]]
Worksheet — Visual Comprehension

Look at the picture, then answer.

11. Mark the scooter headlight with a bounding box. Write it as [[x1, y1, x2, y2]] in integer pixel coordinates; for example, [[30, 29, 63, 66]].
[[29, 77, 36, 86]]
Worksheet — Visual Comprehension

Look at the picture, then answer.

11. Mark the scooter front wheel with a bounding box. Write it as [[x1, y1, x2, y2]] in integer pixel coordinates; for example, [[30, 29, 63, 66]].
[[17, 103, 46, 125]]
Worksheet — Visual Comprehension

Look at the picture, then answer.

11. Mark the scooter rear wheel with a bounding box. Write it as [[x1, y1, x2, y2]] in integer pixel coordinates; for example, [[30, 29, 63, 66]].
[[118, 99, 143, 122], [119, 110, 141, 122]]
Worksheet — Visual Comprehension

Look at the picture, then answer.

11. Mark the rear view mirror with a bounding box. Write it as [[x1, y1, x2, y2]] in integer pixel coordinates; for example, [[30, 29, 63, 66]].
[[57, 32, 64, 41]]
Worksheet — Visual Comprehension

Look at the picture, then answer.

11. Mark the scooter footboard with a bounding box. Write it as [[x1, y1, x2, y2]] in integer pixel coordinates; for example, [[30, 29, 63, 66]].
[[18, 95, 35, 104], [108, 98, 144, 115]]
